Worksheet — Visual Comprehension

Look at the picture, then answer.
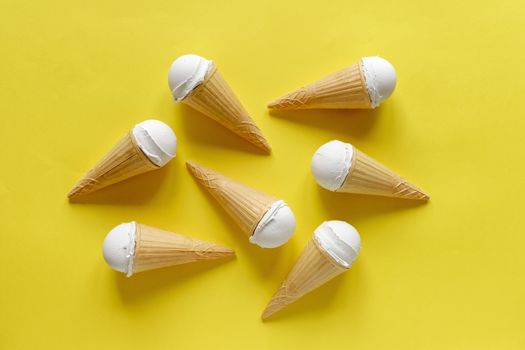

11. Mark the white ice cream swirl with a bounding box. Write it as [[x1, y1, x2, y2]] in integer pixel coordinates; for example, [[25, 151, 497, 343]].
[[102, 221, 137, 277], [310, 140, 353, 191]]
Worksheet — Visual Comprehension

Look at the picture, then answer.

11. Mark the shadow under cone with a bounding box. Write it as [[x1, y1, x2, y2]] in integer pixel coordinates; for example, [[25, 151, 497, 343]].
[[339, 147, 430, 200], [262, 236, 346, 320], [186, 161, 276, 236], [183, 65, 271, 153], [267, 62, 372, 110], [132, 223, 235, 274], [68, 132, 158, 199]]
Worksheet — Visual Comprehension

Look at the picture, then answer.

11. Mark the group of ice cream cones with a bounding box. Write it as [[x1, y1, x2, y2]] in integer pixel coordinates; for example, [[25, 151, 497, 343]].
[[67, 53, 429, 320]]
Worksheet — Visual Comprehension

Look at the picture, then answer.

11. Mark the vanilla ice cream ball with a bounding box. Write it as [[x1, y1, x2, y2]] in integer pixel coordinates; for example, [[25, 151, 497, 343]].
[[310, 140, 353, 191], [314, 220, 361, 268], [132, 120, 177, 166], [168, 54, 213, 102], [250, 200, 296, 248], [102, 222, 136, 276], [361, 56, 397, 108]]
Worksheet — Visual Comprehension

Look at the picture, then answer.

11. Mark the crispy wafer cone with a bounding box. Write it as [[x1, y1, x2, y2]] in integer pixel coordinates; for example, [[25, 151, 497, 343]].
[[267, 62, 372, 110], [339, 147, 429, 200], [262, 236, 346, 319], [183, 64, 271, 153], [68, 131, 159, 199], [132, 223, 235, 274], [186, 161, 277, 236]]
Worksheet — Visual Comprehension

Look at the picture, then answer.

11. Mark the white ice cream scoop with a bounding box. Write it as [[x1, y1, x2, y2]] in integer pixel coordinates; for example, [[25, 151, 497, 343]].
[[102, 222, 136, 276], [314, 220, 361, 268], [310, 140, 353, 191], [132, 120, 177, 166], [168, 54, 213, 102], [361, 56, 397, 108], [250, 200, 297, 248]]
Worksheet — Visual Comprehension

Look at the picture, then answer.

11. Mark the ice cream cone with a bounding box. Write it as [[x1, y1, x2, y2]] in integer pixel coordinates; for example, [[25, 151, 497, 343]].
[[262, 235, 347, 319], [311, 140, 429, 200], [267, 62, 371, 110], [186, 161, 277, 237], [68, 131, 159, 199], [340, 147, 429, 200], [132, 223, 235, 274], [262, 221, 360, 319], [182, 64, 271, 153]]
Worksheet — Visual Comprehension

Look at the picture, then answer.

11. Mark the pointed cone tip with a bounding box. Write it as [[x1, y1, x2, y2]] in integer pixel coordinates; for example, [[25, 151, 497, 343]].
[[220, 246, 236, 255], [261, 308, 274, 320], [260, 290, 290, 320], [256, 139, 272, 154], [67, 182, 89, 200], [185, 160, 205, 174], [67, 189, 78, 200], [261, 301, 284, 320], [266, 97, 291, 110], [401, 181, 430, 201], [185, 161, 224, 191], [267, 99, 278, 109], [185, 160, 217, 180], [185, 160, 197, 170]]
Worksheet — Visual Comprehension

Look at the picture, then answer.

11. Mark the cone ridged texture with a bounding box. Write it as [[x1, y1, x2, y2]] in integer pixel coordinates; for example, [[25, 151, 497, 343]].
[[186, 161, 276, 237], [68, 132, 158, 199], [183, 65, 271, 153], [262, 236, 347, 319], [132, 223, 235, 274], [267, 62, 372, 110], [339, 147, 429, 200]]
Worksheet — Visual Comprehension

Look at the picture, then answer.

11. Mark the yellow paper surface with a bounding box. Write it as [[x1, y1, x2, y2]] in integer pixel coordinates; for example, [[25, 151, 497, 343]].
[[1, 0, 524, 348]]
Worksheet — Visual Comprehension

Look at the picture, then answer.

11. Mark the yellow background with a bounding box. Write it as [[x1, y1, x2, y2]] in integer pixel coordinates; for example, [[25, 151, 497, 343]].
[[1, 0, 524, 348]]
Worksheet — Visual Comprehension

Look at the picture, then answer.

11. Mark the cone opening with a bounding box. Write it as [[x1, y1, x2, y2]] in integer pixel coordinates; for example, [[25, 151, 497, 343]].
[[127, 221, 138, 277], [184, 63, 217, 100], [311, 235, 349, 269], [337, 144, 360, 192], [358, 60, 374, 107], [129, 131, 161, 169]]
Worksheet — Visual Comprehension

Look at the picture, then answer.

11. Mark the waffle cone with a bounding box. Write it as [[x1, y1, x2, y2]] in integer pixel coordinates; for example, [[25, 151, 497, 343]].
[[68, 131, 158, 199], [186, 161, 277, 236], [132, 223, 235, 274], [183, 64, 271, 153], [262, 236, 346, 319], [339, 147, 429, 200], [267, 62, 372, 110]]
